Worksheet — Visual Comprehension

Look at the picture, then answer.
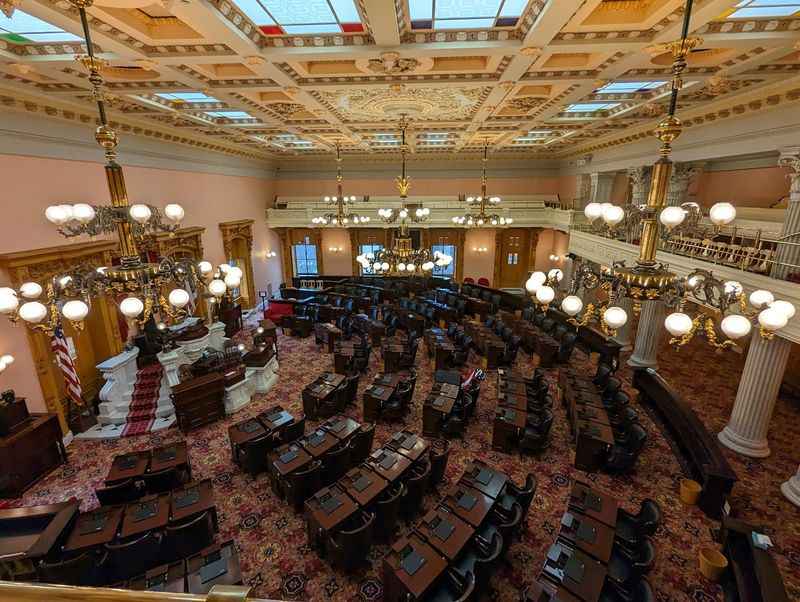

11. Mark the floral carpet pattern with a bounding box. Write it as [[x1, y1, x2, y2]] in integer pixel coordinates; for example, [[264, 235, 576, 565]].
[[8, 321, 800, 602]]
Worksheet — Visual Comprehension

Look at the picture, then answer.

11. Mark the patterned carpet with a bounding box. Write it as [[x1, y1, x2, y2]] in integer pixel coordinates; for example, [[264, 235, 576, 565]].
[[8, 321, 800, 602]]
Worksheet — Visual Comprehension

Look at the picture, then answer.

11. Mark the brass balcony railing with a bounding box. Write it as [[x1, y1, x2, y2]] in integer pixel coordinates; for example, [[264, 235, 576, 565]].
[[0, 582, 281, 602]]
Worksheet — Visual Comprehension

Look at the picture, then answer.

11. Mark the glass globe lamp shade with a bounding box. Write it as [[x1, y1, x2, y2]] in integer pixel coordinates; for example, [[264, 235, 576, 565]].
[[721, 314, 752, 340], [709, 202, 736, 226], [198, 261, 213, 275], [228, 267, 243, 279], [769, 300, 795, 320], [584, 202, 603, 221], [119, 297, 144, 319], [0, 354, 14, 366], [218, 263, 231, 274], [723, 280, 743, 296], [422, 261, 434, 271], [397, 263, 406, 272], [168, 288, 190, 309], [20, 282, 43, 299], [45, 205, 70, 225], [547, 268, 563, 282], [664, 312, 693, 337], [603, 306, 628, 329], [129, 204, 152, 224], [749, 289, 774, 309], [535, 285, 555, 305], [0, 292, 19, 314], [659, 206, 686, 228], [18, 301, 48, 323], [524, 275, 541, 294], [758, 308, 788, 332], [381, 262, 389, 271], [602, 205, 625, 226], [61, 299, 89, 322], [72, 203, 96, 224], [237, 343, 246, 353], [224, 274, 241, 289], [208, 279, 227, 297], [372, 262, 382, 272], [0, 287, 16, 297], [164, 204, 185, 222], [561, 295, 583, 317]]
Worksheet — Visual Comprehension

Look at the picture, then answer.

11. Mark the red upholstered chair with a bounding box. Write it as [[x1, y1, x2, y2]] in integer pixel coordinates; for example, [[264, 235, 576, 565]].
[[463, 277, 475, 284], [477, 277, 490, 287], [264, 300, 294, 323]]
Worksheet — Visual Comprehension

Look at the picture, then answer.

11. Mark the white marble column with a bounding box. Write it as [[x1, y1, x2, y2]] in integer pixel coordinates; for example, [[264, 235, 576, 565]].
[[718, 333, 791, 458], [771, 148, 800, 280], [590, 172, 616, 205], [666, 162, 702, 207], [612, 297, 634, 351], [627, 300, 664, 369], [627, 166, 652, 206], [782, 467, 800, 507]]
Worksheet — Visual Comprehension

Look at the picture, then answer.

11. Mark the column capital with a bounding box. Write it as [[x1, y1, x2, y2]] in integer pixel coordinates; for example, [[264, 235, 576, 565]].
[[778, 146, 800, 172]]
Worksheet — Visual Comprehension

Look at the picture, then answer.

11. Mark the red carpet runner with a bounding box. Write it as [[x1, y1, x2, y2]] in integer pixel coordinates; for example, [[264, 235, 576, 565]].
[[121, 364, 164, 437]]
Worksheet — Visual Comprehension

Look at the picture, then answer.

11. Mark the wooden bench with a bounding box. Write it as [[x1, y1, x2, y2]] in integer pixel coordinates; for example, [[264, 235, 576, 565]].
[[633, 368, 737, 518]]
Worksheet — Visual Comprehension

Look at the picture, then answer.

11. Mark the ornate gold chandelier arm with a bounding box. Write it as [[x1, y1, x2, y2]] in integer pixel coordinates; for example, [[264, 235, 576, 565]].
[[395, 115, 411, 199]]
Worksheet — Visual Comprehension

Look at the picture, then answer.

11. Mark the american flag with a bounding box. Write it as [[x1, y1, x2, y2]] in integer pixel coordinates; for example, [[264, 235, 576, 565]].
[[51, 326, 84, 408]]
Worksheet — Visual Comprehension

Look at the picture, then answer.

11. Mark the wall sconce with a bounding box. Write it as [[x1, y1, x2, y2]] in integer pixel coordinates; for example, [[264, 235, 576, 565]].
[[0, 353, 14, 374], [549, 254, 564, 262], [263, 250, 277, 259], [329, 246, 344, 253], [472, 247, 488, 253]]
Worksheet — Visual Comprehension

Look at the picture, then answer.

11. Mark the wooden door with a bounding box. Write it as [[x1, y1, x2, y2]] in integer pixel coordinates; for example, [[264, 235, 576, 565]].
[[494, 228, 540, 288]]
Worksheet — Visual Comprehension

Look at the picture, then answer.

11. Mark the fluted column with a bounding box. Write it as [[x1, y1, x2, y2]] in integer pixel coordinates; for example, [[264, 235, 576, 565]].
[[627, 166, 652, 206], [771, 148, 800, 280], [612, 296, 634, 351], [782, 467, 800, 507], [666, 162, 701, 207], [718, 333, 791, 458], [627, 300, 663, 369]]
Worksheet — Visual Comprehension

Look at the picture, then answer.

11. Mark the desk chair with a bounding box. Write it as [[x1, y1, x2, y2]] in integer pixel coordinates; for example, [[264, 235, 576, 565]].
[[453, 533, 502, 598], [614, 499, 661, 552], [38, 550, 104, 586], [240, 434, 280, 478], [143, 467, 181, 495], [281, 415, 306, 443], [96, 478, 144, 506], [162, 510, 215, 563], [321, 442, 351, 486], [375, 482, 405, 542], [285, 460, 322, 512], [429, 439, 451, 488], [428, 569, 476, 602], [606, 537, 656, 595], [104, 531, 163, 583], [324, 511, 375, 572], [401, 460, 431, 520], [349, 423, 375, 464]]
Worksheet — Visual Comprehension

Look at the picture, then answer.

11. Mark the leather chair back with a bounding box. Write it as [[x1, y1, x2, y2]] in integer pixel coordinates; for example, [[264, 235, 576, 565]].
[[282, 415, 306, 443], [96, 478, 142, 506], [321, 442, 351, 486], [38, 550, 100, 586], [375, 482, 404, 541], [429, 439, 450, 487], [163, 510, 215, 563], [325, 511, 375, 571], [104, 530, 162, 582], [401, 460, 431, 518], [349, 423, 375, 464]]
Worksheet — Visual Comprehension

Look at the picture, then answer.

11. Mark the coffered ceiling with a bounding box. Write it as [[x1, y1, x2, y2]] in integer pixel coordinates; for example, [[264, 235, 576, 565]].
[[1, 0, 799, 162]]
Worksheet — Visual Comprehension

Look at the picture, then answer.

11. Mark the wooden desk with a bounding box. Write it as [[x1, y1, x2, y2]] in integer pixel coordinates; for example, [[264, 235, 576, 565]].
[[386, 431, 429, 462], [498, 393, 529, 412], [320, 415, 360, 441], [574, 420, 614, 472], [363, 383, 394, 422], [64, 506, 124, 553], [334, 349, 355, 374], [434, 342, 455, 371], [0, 413, 66, 498], [129, 562, 186, 593], [383, 345, 404, 374], [338, 463, 385, 504], [121, 494, 170, 539], [299, 429, 340, 458], [441, 484, 494, 527], [374, 373, 402, 389], [319, 372, 346, 388], [541, 543, 607, 602], [500, 381, 528, 396], [366, 449, 412, 483], [435, 383, 460, 399], [305, 485, 359, 537], [228, 418, 268, 464], [186, 540, 243, 594], [414, 507, 474, 561], [149, 442, 190, 476], [105, 451, 150, 485], [302, 382, 337, 419], [460, 461, 508, 500], [493, 407, 527, 453], [568, 482, 618, 528], [170, 479, 217, 529], [557, 511, 614, 563], [384, 534, 448, 601], [525, 580, 582, 602], [258, 407, 295, 433], [422, 396, 456, 437], [271, 443, 312, 477]]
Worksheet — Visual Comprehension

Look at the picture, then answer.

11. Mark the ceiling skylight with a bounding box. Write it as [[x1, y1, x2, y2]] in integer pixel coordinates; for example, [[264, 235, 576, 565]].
[[597, 81, 667, 94], [0, 10, 81, 43], [563, 102, 620, 113], [728, 0, 800, 18], [409, 0, 530, 30], [156, 92, 220, 103], [231, 0, 364, 35], [205, 110, 255, 119]]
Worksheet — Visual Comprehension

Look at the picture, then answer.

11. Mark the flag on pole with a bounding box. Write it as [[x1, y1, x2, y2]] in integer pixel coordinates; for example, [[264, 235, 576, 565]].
[[51, 326, 84, 408]]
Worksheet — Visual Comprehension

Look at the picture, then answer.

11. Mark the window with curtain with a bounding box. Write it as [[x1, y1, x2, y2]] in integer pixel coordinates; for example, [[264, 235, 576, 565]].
[[359, 243, 383, 274], [292, 237, 318, 276], [432, 243, 456, 278]]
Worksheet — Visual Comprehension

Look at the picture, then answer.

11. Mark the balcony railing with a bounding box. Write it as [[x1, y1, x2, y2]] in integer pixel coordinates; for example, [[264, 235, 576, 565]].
[[0, 582, 278, 602]]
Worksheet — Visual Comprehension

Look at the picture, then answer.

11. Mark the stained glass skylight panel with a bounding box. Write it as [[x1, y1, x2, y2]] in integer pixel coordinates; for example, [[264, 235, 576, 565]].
[[0, 11, 81, 43], [563, 102, 620, 113], [409, 0, 530, 30], [156, 92, 220, 103], [727, 0, 800, 18], [231, 0, 364, 36], [205, 110, 255, 119], [597, 81, 667, 94]]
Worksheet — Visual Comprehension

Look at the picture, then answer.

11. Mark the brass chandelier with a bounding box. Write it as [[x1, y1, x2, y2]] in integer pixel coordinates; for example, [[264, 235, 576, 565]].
[[356, 116, 451, 275], [311, 143, 370, 226], [545, 0, 794, 349], [0, 0, 239, 337], [452, 141, 513, 227]]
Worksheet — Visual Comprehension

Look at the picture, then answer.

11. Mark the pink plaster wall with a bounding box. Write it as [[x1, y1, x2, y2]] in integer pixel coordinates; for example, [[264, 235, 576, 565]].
[[463, 229, 496, 284], [320, 229, 353, 276], [0, 153, 279, 415], [610, 173, 630, 204], [691, 166, 791, 208]]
